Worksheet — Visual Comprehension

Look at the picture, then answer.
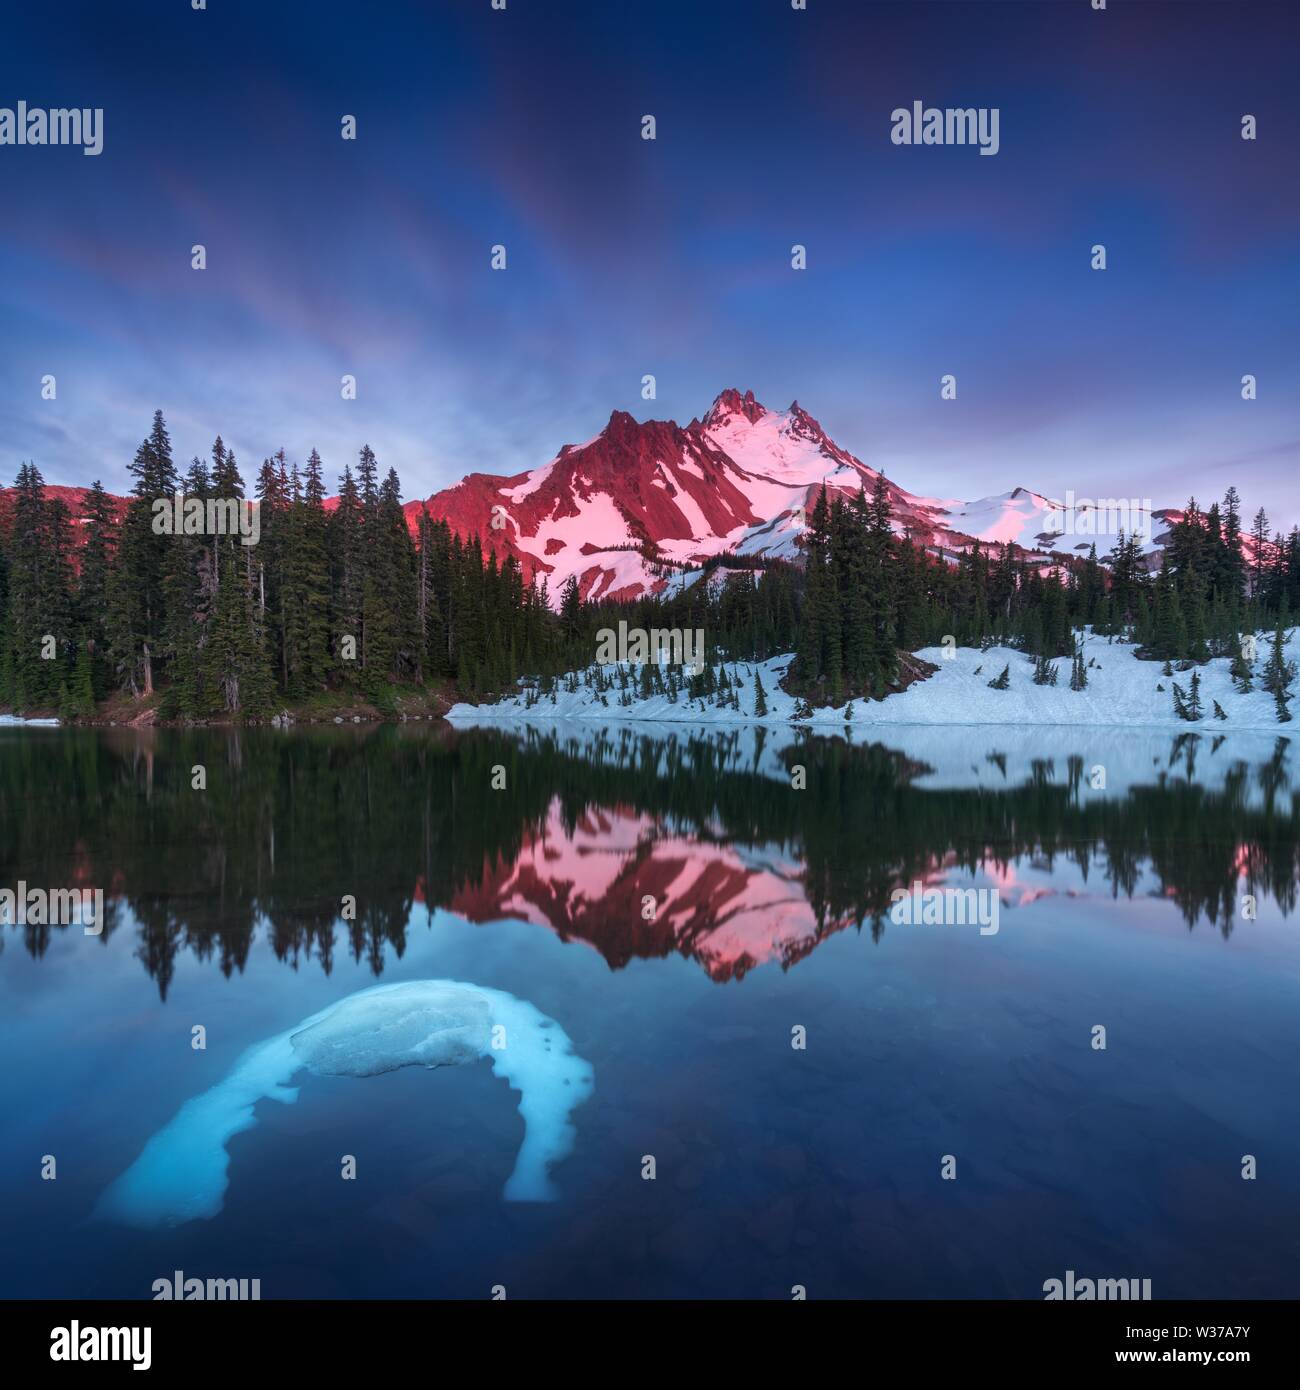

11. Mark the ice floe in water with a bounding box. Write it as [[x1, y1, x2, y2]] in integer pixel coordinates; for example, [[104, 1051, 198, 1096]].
[[98, 980, 594, 1227]]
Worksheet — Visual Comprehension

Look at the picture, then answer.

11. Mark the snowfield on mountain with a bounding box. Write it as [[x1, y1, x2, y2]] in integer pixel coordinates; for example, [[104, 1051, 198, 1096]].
[[418, 388, 1179, 606]]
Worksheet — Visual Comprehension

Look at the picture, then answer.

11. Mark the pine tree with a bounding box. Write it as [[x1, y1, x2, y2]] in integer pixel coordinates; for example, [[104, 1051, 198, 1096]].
[[1172, 680, 1192, 721], [1261, 611, 1295, 723], [71, 642, 95, 715], [1230, 639, 1254, 692], [329, 463, 365, 680], [1249, 507, 1272, 599], [5, 463, 75, 709], [1181, 562, 1210, 661], [358, 464, 417, 697], [558, 575, 582, 646], [282, 449, 332, 695], [76, 480, 118, 699], [106, 411, 179, 696], [753, 670, 768, 715], [253, 451, 290, 691], [796, 487, 832, 689], [1150, 558, 1187, 663], [1219, 486, 1245, 607], [1105, 531, 1145, 630], [1070, 643, 1087, 691], [156, 449, 214, 719], [199, 447, 274, 716]]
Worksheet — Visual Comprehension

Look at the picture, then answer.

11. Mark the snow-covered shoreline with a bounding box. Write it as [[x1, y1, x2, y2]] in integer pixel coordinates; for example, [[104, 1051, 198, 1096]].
[[448, 629, 1300, 735]]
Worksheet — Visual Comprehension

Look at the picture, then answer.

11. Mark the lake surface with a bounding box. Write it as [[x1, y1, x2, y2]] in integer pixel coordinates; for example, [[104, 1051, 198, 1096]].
[[1, 719, 1298, 1300]]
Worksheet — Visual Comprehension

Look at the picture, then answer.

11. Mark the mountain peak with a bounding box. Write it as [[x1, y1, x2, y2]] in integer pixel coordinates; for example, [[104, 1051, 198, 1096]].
[[786, 400, 827, 438], [703, 388, 767, 429], [594, 409, 650, 448]]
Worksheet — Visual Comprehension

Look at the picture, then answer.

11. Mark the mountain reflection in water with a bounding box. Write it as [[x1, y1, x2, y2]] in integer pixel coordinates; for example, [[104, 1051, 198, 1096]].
[[3, 721, 1295, 996]]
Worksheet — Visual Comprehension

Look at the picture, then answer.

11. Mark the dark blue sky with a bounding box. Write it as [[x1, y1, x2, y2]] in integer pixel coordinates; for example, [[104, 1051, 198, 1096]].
[[1, 0, 1297, 520]]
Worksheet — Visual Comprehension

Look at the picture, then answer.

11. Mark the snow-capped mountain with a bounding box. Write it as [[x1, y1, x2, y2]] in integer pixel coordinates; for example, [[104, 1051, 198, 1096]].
[[1, 389, 1182, 596], [415, 388, 1175, 606]]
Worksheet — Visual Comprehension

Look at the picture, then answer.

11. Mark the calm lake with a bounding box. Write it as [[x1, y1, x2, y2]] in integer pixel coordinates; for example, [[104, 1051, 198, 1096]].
[[1, 720, 1298, 1300]]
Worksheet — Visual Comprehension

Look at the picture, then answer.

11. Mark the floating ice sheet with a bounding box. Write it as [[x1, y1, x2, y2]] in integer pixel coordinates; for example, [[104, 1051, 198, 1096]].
[[98, 980, 594, 1227]]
